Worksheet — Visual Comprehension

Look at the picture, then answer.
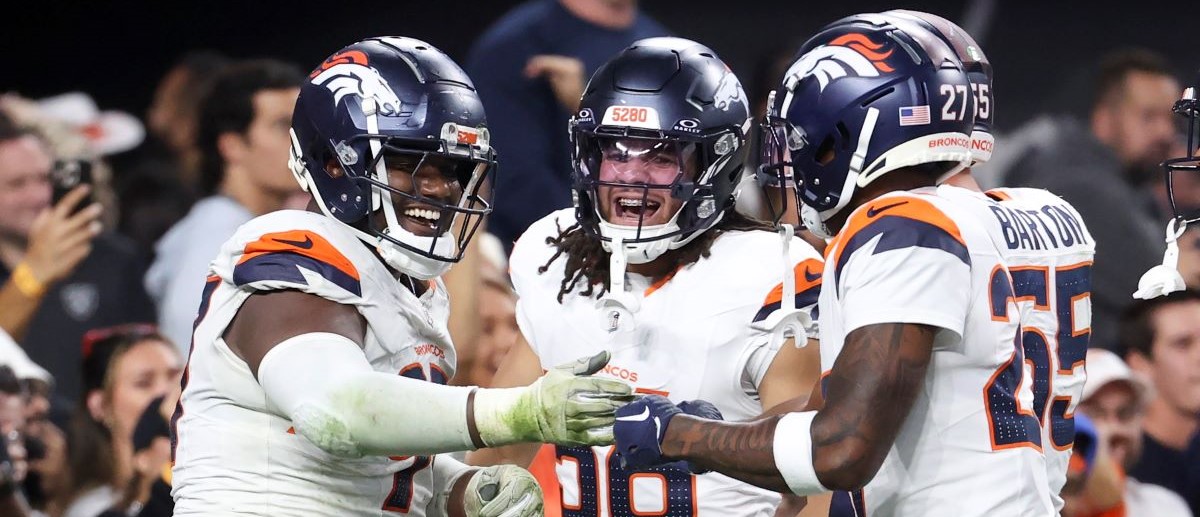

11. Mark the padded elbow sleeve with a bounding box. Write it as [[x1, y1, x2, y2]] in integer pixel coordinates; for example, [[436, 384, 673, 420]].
[[258, 332, 477, 457]]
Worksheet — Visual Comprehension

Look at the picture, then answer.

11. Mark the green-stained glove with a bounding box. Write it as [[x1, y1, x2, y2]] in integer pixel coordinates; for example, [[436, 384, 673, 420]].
[[474, 350, 635, 447], [462, 465, 544, 517]]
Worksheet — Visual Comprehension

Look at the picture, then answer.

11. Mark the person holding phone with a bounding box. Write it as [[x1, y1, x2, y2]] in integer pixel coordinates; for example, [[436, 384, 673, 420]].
[[0, 113, 155, 403]]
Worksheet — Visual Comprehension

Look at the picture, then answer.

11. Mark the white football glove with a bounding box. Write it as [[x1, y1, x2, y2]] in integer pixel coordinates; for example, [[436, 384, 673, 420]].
[[474, 350, 634, 447], [463, 465, 543, 517]]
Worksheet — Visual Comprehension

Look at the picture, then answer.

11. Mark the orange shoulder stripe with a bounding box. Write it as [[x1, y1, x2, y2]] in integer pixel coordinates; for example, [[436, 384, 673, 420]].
[[984, 189, 1013, 201], [829, 194, 965, 269], [238, 230, 359, 281], [761, 257, 824, 307]]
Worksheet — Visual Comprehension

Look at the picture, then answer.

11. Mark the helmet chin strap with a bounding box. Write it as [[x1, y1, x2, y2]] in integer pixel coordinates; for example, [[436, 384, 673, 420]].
[[751, 224, 814, 348], [376, 233, 452, 280], [801, 204, 835, 239], [1134, 217, 1188, 300], [363, 97, 456, 280], [597, 216, 680, 264], [596, 236, 640, 336], [595, 201, 720, 264]]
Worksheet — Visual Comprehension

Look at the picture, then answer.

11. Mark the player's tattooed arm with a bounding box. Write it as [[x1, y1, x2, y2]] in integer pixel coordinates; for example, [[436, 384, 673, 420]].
[[660, 323, 935, 492], [807, 323, 934, 489], [662, 416, 792, 491]]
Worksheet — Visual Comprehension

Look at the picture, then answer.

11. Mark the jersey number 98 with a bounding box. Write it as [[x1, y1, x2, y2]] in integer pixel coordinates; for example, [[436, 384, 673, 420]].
[[555, 445, 696, 516]]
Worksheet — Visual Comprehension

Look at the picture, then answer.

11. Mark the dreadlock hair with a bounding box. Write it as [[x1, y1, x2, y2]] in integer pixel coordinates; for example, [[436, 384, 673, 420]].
[[538, 210, 775, 303]]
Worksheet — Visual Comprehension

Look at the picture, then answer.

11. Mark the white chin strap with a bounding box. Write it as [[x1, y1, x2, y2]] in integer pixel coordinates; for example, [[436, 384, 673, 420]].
[[801, 204, 835, 240], [750, 223, 814, 348], [596, 205, 688, 264], [1134, 218, 1188, 300], [595, 236, 640, 334], [364, 97, 457, 280], [598, 222, 677, 264], [377, 226, 454, 280]]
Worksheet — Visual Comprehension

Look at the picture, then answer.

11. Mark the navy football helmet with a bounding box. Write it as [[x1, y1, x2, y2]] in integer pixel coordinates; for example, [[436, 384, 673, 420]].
[[289, 37, 494, 279], [569, 37, 751, 264], [883, 10, 995, 166], [760, 15, 975, 237]]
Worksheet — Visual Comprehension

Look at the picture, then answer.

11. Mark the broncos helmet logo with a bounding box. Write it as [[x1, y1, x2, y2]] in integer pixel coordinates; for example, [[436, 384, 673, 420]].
[[310, 55, 405, 117], [784, 33, 896, 93], [713, 70, 747, 113]]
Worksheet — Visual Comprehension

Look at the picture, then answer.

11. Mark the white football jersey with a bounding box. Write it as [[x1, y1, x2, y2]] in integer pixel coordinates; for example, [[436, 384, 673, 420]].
[[940, 185, 1095, 511], [171, 210, 458, 516], [511, 208, 823, 517], [818, 188, 1055, 517]]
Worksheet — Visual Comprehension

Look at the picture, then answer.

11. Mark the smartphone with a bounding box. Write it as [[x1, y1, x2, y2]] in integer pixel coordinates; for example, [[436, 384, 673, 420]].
[[49, 159, 94, 212]]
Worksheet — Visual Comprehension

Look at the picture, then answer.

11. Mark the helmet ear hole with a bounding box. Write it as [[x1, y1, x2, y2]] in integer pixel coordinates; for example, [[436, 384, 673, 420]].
[[815, 136, 836, 166], [323, 155, 346, 179], [835, 122, 851, 148]]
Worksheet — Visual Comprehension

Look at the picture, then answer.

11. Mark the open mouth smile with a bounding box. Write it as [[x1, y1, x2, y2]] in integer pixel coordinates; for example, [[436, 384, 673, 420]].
[[399, 205, 444, 236], [609, 193, 665, 226]]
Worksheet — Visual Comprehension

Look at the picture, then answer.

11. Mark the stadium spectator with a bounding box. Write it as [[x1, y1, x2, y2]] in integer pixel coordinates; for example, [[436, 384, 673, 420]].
[[22, 415, 67, 517], [97, 395, 175, 517], [0, 365, 31, 516], [144, 51, 232, 190], [452, 234, 518, 389], [996, 49, 1180, 350], [0, 113, 154, 402], [466, 0, 668, 251], [2, 326, 65, 516], [144, 60, 303, 352], [109, 51, 231, 257], [1120, 290, 1200, 514], [59, 325, 180, 517], [1066, 348, 1192, 516]]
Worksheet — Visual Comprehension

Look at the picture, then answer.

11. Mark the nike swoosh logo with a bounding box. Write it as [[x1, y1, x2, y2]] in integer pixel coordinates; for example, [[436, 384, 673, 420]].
[[866, 201, 908, 218], [273, 236, 314, 249], [803, 267, 821, 283], [617, 406, 651, 422]]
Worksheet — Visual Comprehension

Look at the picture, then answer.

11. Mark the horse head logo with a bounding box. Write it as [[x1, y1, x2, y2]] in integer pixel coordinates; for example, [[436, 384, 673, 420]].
[[310, 51, 405, 116], [713, 70, 747, 113], [785, 33, 896, 94]]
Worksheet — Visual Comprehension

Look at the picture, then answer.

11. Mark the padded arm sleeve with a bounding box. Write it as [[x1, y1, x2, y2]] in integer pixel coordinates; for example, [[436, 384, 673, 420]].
[[257, 332, 477, 457]]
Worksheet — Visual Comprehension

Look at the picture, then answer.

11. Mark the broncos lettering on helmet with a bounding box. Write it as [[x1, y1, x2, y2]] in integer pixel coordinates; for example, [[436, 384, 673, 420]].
[[760, 14, 975, 238]]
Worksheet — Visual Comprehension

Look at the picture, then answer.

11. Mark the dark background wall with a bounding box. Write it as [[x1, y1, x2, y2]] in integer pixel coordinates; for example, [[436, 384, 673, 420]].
[[3, 0, 1195, 133]]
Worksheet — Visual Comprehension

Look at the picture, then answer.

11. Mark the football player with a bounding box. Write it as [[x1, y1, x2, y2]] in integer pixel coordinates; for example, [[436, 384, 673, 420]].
[[468, 37, 824, 516], [613, 16, 1059, 516], [877, 10, 1095, 512], [170, 37, 634, 516]]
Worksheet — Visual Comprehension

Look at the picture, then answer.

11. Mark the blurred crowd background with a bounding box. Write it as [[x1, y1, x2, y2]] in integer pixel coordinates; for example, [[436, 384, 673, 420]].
[[1, 0, 1198, 516]]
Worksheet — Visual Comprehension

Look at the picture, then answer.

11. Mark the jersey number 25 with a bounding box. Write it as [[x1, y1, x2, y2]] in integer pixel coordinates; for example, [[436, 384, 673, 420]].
[[985, 263, 1092, 451]]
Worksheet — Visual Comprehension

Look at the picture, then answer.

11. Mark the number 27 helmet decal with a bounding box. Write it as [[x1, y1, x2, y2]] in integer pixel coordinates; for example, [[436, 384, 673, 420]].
[[760, 15, 975, 238]]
